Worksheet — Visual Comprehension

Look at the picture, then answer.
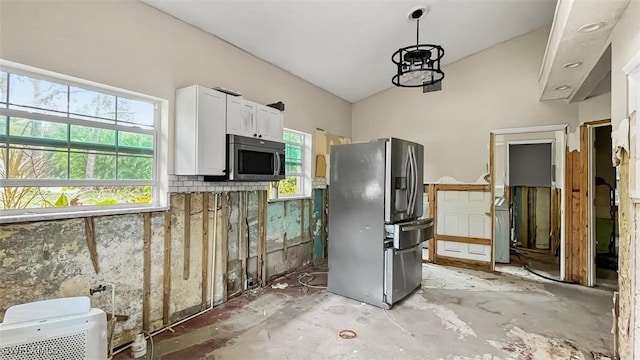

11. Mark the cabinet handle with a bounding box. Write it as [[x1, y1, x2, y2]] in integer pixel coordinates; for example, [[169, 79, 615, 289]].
[[254, 133, 257, 137], [259, 135, 262, 138]]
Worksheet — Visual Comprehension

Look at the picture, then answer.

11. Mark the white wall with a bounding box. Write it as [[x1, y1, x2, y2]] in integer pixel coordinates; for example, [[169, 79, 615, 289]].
[[578, 92, 612, 124], [0, 0, 352, 174], [352, 26, 580, 183], [611, 0, 640, 128]]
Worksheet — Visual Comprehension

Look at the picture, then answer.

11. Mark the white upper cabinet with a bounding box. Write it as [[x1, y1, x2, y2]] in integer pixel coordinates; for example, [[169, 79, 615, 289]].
[[256, 104, 284, 142], [226, 96, 257, 138], [228, 97, 284, 142], [175, 85, 227, 176]]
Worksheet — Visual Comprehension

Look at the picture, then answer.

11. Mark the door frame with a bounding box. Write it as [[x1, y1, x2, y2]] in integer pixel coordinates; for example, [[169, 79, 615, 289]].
[[584, 119, 612, 287], [490, 125, 568, 279]]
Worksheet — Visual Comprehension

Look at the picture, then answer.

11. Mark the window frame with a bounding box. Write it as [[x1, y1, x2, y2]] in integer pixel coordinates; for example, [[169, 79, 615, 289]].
[[271, 128, 312, 201], [0, 64, 162, 217]]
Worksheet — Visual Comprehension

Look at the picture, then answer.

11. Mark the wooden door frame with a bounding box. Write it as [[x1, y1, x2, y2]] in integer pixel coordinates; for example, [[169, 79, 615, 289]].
[[583, 119, 612, 287], [429, 183, 493, 272], [491, 126, 568, 279]]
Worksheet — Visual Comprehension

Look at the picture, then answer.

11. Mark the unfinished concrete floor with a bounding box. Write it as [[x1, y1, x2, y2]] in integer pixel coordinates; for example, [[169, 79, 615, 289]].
[[117, 264, 614, 360]]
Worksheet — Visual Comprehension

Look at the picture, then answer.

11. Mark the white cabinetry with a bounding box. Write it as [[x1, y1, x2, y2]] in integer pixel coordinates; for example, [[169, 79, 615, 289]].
[[227, 97, 283, 142], [175, 85, 226, 176]]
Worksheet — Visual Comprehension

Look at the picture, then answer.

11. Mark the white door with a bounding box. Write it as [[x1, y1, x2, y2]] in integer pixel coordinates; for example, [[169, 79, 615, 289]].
[[436, 190, 492, 262], [256, 105, 283, 142], [226, 97, 256, 137], [196, 87, 226, 175]]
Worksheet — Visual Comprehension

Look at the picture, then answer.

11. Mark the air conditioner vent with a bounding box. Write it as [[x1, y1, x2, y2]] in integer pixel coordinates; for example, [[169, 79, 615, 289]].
[[0, 331, 87, 360]]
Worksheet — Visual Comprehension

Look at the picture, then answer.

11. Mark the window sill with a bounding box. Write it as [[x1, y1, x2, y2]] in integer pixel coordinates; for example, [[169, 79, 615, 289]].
[[268, 195, 312, 203], [0, 205, 170, 225]]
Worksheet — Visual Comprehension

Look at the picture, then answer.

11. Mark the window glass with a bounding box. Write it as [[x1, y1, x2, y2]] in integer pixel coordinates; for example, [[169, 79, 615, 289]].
[[0, 66, 158, 213], [69, 86, 116, 120], [273, 128, 311, 199], [9, 74, 68, 114], [117, 97, 155, 127], [0, 72, 7, 104]]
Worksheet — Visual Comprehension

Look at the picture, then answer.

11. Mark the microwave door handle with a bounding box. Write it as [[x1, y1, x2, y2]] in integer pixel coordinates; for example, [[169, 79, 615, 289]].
[[274, 152, 281, 176]]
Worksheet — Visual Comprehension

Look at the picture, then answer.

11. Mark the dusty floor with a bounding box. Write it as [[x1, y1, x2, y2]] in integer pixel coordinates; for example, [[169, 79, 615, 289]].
[[117, 263, 614, 360]]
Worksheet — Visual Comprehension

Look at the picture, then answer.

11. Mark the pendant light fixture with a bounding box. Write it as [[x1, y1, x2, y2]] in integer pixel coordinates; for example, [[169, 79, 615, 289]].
[[392, 6, 444, 88]]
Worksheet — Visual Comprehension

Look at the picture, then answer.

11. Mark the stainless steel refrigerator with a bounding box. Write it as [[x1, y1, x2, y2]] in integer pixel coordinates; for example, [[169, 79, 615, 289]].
[[327, 138, 434, 309]]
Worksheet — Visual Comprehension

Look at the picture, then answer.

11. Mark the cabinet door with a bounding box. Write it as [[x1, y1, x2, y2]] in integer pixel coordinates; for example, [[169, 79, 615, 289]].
[[196, 87, 226, 175], [256, 105, 284, 142], [227, 97, 256, 137]]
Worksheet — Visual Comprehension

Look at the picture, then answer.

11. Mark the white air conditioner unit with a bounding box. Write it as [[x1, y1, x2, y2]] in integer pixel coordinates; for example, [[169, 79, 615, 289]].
[[0, 296, 107, 360]]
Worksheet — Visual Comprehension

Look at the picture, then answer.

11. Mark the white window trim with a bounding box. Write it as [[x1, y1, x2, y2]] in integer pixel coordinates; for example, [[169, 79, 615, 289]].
[[270, 128, 312, 201], [0, 60, 168, 220]]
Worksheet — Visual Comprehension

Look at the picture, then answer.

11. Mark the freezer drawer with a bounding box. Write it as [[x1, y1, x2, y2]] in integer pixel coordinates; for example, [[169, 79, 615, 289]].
[[385, 218, 434, 249], [384, 245, 423, 307]]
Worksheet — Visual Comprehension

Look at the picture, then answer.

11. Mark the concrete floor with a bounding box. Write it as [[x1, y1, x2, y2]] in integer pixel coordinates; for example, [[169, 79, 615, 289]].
[[117, 264, 614, 360]]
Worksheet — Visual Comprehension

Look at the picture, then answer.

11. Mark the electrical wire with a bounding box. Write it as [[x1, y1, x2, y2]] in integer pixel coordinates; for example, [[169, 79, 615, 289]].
[[143, 331, 154, 360], [511, 250, 578, 285], [297, 272, 327, 289], [383, 309, 414, 337]]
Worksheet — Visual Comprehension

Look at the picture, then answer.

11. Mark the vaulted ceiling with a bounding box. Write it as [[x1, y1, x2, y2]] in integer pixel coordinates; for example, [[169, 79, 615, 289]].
[[145, 0, 557, 103]]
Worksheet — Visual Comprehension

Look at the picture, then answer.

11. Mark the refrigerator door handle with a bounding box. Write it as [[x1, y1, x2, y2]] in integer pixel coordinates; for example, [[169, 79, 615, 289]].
[[404, 148, 412, 213], [411, 146, 419, 215], [407, 146, 416, 216]]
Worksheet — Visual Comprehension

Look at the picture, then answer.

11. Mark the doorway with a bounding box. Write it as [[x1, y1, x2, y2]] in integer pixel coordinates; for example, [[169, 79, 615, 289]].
[[491, 125, 567, 281], [588, 123, 618, 288]]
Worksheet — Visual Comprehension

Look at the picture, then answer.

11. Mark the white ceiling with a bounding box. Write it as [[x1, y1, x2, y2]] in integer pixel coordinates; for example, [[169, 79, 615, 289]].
[[538, 0, 629, 102], [145, 0, 557, 103]]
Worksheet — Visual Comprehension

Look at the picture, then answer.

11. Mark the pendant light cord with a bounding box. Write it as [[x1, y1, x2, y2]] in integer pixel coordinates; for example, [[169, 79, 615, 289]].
[[416, 18, 420, 49]]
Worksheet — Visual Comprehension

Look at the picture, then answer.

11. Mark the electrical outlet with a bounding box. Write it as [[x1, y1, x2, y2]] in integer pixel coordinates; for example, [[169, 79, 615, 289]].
[[245, 278, 256, 289]]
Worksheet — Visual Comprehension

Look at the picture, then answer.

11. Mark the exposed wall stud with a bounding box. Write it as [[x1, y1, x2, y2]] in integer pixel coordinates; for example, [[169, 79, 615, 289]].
[[142, 212, 151, 331], [183, 193, 191, 280], [201, 193, 210, 308], [221, 193, 229, 302], [84, 217, 99, 274], [163, 210, 172, 325]]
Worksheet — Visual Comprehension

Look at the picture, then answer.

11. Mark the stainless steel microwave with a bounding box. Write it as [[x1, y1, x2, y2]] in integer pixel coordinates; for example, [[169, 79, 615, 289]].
[[227, 134, 285, 181]]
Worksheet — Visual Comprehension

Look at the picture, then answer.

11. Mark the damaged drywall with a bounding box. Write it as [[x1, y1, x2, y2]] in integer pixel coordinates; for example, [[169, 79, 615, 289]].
[[617, 151, 632, 358], [266, 199, 313, 280], [0, 189, 326, 349]]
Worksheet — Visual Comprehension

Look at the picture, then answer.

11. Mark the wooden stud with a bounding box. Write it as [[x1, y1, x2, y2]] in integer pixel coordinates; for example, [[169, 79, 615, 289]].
[[434, 184, 490, 192], [239, 192, 247, 292], [521, 187, 529, 248], [489, 132, 495, 271], [428, 184, 437, 263], [201, 193, 210, 309], [260, 191, 267, 286], [583, 118, 611, 126], [299, 199, 304, 243], [162, 210, 171, 325], [435, 255, 492, 272], [431, 184, 439, 263], [142, 212, 151, 331], [183, 193, 191, 280], [436, 234, 491, 246], [256, 193, 263, 285], [579, 124, 589, 285], [221, 193, 229, 302], [84, 217, 99, 274]]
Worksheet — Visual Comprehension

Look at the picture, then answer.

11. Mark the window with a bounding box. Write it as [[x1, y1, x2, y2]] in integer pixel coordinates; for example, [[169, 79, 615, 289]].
[[0, 67, 158, 214], [271, 129, 311, 199]]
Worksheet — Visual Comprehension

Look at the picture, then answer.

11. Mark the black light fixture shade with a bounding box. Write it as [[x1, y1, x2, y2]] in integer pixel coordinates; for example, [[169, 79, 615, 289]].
[[392, 7, 445, 88], [392, 45, 444, 87]]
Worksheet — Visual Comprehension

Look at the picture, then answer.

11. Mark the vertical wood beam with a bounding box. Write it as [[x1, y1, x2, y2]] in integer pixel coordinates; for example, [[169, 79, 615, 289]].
[[162, 210, 172, 325], [142, 212, 151, 331], [221, 193, 229, 302], [240, 192, 247, 292], [84, 217, 99, 274], [259, 191, 267, 286], [578, 124, 589, 285], [183, 193, 191, 280], [489, 132, 495, 271], [428, 184, 436, 263], [201, 193, 210, 308]]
